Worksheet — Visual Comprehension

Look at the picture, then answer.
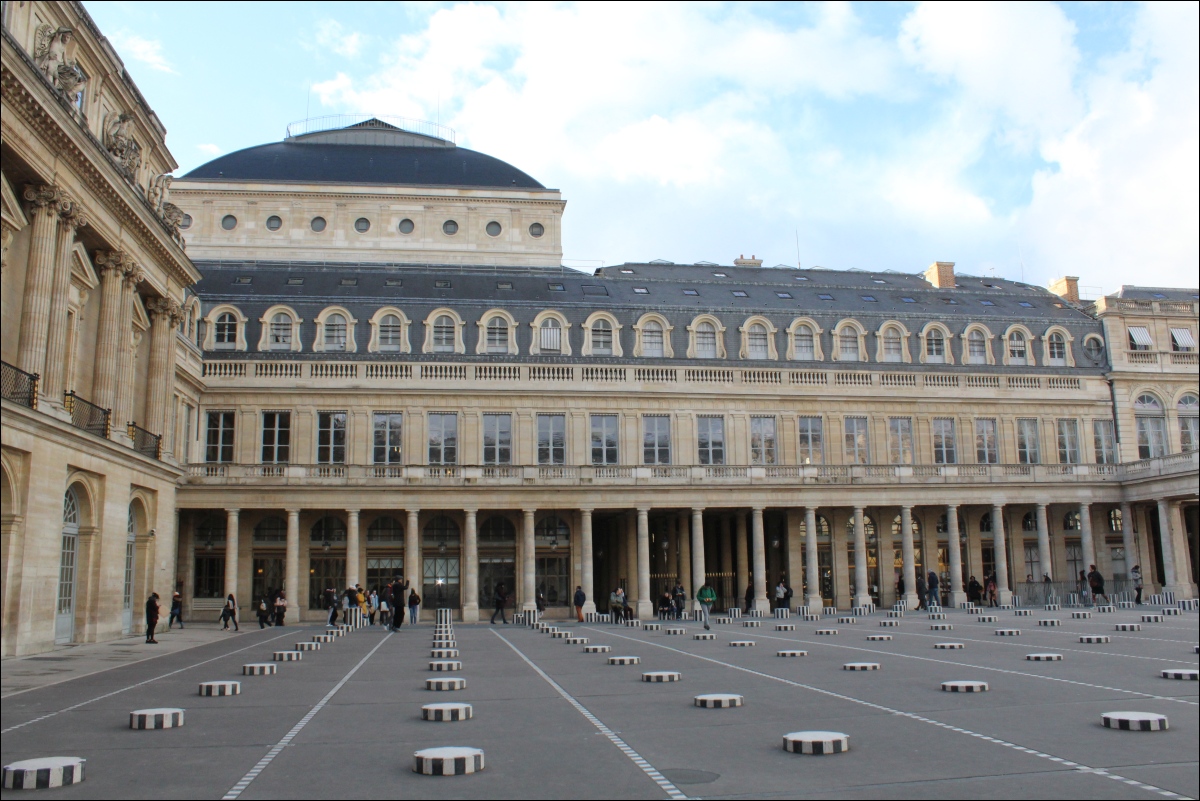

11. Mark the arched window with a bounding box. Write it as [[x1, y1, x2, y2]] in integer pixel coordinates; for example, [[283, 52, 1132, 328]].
[[642, 321, 664, 357], [432, 315, 455, 353], [747, 323, 768, 360], [1063, 510, 1080, 531], [196, 514, 226, 547], [882, 327, 903, 362], [324, 313, 347, 352], [839, 329, 859, 361], [310, 516, 347, 545], [379, 314, 402, 352], [366, 516, 404, 543], [123, 503, 137, 629], [269, 313, 292, 350], [539, 318, 562, 353], [214, 313, 237, 350], [486, 317, 509, 354], [795, 324, 816, 360], [1047, 332, 1066, 365], [254, 516, 287, 543], [1134, 393, 1166, 459], [1108, 508, 1123, 533], [890, 514, 922, 537], [535, 516, 570, 550], [695, 321, 717, 359], [423, 515, 461, 549], [1180, 393, 1199, 453], [967, 329, 987, 364], [925, 329, 945, 363], [1008, 331, 1027, 365], [591, 319, 613, 356], [478, 515, 516, 544], [844, 514, 877, 540], [57, 488, 82, 640], [979, 513, 992, 533], [1022, 511, 1036, 532]]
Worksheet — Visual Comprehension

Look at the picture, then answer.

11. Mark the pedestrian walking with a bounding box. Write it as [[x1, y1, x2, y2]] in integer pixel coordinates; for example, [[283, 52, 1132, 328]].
[[1131, 565, 1144, 605], [1043, 573, 1054, 604], [144, 592, 160, 644], [379, 591, 391, 628], [967, 575, 982, 604], [490, 582, 509, 625], [916, 574, 927, 610], [672, 582, 686, 620], [273, 591, 287, 626], [774, 579, 788, 610], [985, 575, 998, 607], [1088, 565, 1111, 605], [536, 588, 546, 615], [221, 593, 239, 631], [573, 586, 586, 622], [744, 583, 754, 614], [258, 595, 274, 629], [927, 570, 940, 608], [1077, 570, 1091, 607], [696, 582, 717, 630], [408, 589, 421, 625], [168, 592, 184, 629]]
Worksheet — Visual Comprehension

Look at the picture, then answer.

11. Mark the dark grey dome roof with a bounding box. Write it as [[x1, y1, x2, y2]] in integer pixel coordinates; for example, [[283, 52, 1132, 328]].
[[182, 140, 545, 189]]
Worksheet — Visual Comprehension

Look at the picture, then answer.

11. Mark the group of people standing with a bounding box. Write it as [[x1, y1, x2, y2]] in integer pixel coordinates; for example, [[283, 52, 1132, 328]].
[[898, 570, 944, 609], [319, 579, 422, 631]]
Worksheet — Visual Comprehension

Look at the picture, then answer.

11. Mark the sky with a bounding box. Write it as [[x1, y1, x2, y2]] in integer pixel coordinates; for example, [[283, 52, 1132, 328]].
[[86, 1, 1199, 295]]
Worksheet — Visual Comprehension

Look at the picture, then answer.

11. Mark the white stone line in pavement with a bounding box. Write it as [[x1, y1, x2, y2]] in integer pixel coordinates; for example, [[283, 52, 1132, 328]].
[[1, 630, 295, 735], [492, 630, 689, 801], [933, 621, 1198, 648], [590, 627, 1194, 801], [221, 632, 392, 801], [888, 627, 1198, 664]]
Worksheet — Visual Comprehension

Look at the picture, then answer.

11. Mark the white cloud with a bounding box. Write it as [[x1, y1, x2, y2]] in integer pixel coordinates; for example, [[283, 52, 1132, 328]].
[[314, 19, 364, 58], [109, 31, 176, 74], [196, 143, 222, 156]]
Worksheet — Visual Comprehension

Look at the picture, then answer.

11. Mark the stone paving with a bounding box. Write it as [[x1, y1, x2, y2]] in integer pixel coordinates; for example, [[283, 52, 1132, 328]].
[[0, 606, 1196, 799]]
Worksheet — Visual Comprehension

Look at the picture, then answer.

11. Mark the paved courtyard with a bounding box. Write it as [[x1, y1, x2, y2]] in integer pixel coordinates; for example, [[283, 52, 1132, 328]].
[[2, 606, 1196, 800]]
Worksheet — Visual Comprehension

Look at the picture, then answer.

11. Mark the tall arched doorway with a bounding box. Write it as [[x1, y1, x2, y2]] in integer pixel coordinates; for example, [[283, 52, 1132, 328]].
[[122, 503, 138, 633], [56, 487, 81, 644]]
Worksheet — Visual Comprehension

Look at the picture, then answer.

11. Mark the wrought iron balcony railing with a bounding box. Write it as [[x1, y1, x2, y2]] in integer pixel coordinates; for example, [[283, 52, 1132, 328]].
[[63, 391, 111, 438], [127, 422, 163, 460], [1, 360, 39, 410]]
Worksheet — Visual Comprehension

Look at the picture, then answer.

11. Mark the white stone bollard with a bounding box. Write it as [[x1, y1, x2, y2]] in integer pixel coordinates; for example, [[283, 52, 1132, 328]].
[[775, 623, 796, 631], [426, 678, 466, 691], [694, 693, 743, 708], [2, 758, 85, 790], [1101, 712, 1168, 731], [565, 637, 589, 645], [293, 642, 319, 651], [930, 623, 953, 631], [422, 703, 473, 722], [1038, 619, 1061, 627], [665, 627, 686, 635], [842, 662, 880, 671], [1142, 614, 1164, 623], [242, 663, 276, 675], [783, 731, 849, 755], [743, 620, 763, 628], [130, 708, 184, 729], [1026, 653, 1063, 661], [994, 629, 1021, 636], [977, 615, 998, 623], [642, 671, 682, 682], [198, 681, 240, 697], [941, 681, 988, 693], [879, 620, 899, 628], [413, 746, 484, 775]]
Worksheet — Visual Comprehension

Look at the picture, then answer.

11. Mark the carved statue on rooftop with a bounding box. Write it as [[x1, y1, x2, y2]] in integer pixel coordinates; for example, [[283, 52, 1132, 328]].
[[104, 112, 143, 175], [33, 25, 87, 99], [147, 174, 172, 215]]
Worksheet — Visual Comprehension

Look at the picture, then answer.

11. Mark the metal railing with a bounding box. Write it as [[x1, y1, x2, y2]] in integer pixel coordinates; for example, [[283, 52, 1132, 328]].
[[1, 360, 39, 410], [127, 423, 162, 460], [284, 114, 456, 144], [63, 391, 111, 438]]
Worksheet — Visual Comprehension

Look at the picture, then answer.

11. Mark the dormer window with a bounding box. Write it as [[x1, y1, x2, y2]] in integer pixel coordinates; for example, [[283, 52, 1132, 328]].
[[432, 315, 455, 353], [747, 323, 768, 360], [379, 314, 402, 352], [882, 326, 903, 362], [925, 329, 945, 363], [1047, 332, 1067, 365], [1008, 331, 1028, 365], [214, 313, 237, 350], [839, 329, 859, 362], [539, 318, 562, 353], [795, 324, 815, 360], [325, 314, 347, 352], [486, 318, 509, 354], [695, 322, 717, 359], [592, 320, 613, 355], [643, 321, 664, 357], [269, 313, 292, 350], [967, 329, 987, 364]]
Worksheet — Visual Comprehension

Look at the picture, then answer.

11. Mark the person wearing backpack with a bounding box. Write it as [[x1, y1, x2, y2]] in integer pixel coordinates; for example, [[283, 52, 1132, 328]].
[[221, 593, 239, 631], [696, 582, 717, 630], [257, 596, 273, 628]]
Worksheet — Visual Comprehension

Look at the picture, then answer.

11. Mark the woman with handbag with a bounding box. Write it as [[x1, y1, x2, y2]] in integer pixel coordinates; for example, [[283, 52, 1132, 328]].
[[221, 593, 239, 631]]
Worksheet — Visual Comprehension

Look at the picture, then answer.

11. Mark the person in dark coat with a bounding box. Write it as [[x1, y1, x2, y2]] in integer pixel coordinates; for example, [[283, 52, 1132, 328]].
[[221, 593, 239, 631], [256, 595, 273, 628], [168, 592, 184, 629], [1088, 565, 1110, 605], [273, 591, 287, 626], [744, 583, 754, 614], [916, 575, 927, 610], [490, 582, 509, 625], [573, 586, 586, 622], [672, 582, 686, 620], [144, 593, 160, 643], [927, 570, 940, 608]]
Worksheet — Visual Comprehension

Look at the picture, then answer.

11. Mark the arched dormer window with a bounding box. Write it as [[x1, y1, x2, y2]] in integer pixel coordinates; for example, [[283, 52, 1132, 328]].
[[433, 316, 455, 352], [833, 321, 864, 362], [215, 313, 237, 350], [313, 307, 357, 353], [379, 314, 403, 352], [926, 329, 945, 363], [788, 319, 824, 361], [967, 329, 988, 365], [642, 320, 665, 357], [423, 309, 465, 355], [882, 326, 903, 362], [539, 318, 562, 353], [739, 316, 778, 360], [325, 314, 347, 351], [591, 319, 613, 355], [1007, 329, 1029, 366], [747, 323, 768, 359], [634, 313, 674, 358], [487, 317, 509, 354], [257, 305, 302, 352], [270, 314, 291, 349], [474, 310, 518, 356], [696, 322, 717, 358], [1047, 332, 1066, 365], [203, 305, 248, 351], [582, 312, 623, 357]]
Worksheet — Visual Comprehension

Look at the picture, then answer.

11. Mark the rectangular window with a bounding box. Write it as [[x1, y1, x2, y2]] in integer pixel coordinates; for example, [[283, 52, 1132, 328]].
[[888, 417, 913, 465], [538, 414, 566, 465], [1092, 420, 1117, 464], [932, 418, 957, 464], [1170, 327, 1196, 352], [1136, 416, 1166, 459], [1127, 326, 1153, 351], [373, 412, 403, 465], [1017, 418, 1041, 464], [696, 327, 717, 358], [539, 323, 562, 353], [794, 328, 816, 360], [696, 416, 725, 465], [317, 412, 347, 464], [428, 413, 458, 465], [750, 416, 777, 465], [797, 417, 824, 464], [1024, 543, 1041, 583], [183, 404, 194, 464], [261, 411, 291, 464], [482, 413, 512, 465], [1056, 419, 1081, 464], [205, 411, 235, 463], [643, 415, 671, 465], [192, 555, 225, 599], [592, 325, 613, 355], [590, 414, 619, 466], [642, 325, 665, 357], [269, 317, 291, 349], [843, 416, 869, 464], [975, 418, 999, 464], [1181, 417, 1198, 453]]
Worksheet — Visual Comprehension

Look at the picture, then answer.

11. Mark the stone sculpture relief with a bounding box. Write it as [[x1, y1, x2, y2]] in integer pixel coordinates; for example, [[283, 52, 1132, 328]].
[[147, 174, 172, 215], [103, 111, 142, 175], [33, 25, 87, 99]]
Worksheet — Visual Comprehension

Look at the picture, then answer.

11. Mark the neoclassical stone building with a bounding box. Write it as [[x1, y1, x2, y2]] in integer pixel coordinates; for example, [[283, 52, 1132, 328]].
[[2, 2, 1197, 654]]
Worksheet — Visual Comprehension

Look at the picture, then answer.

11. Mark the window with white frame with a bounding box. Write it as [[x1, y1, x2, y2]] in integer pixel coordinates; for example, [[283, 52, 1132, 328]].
[[932, 418, 957, 464], [261, 411, 291, 464], [750, 416, 776, 465], [214, 313, 237, 350], [1180, 394, 1199, 452], [967, 329, 987, 364], [324, 314, 347, 352], [697, 416, 725, 465], [695, 322, 717, 358], [1008, 331, 1028, 364], [482, 413, 512, 465], [925, 329, 945, 363], [1056, 419, 1081, 464], [1047, 332, 1067, 365], [798, 417, 824, 464], [1017, 418, 1041, 464], [888, 417, 913, 464], [428, 413, 458, 465], [269, 313, 292, 350], [975, 418, 999, 464], [591, 414, 619, 465], [838, 329, 859, 361], [843, 416, 869, 464], [794, 324, 816, 360], [432, 315, 455, 353], [379, 314, 402, 352], [1092, 420, 1117, 464], [591, 319, 613, 355], [486, 317, 509, 354], [882, 327, 903, 362], [642, 321, 664, 357], [317, 411, 347, 464], [643, 415, 672, 465], [538, 414, 566, 465], [206, 411, 235, 463], [1134, 394, 1166, 459], [539, 318, 562, 353], [747, 323, 769, 359], [373, 412, 403, 464]]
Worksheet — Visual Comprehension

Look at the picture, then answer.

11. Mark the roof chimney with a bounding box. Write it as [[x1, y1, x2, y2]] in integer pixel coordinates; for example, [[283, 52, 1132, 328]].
[[734, 254, 763, 267], [1049, 276, 1080, 304], [924, 261, 956, 289]]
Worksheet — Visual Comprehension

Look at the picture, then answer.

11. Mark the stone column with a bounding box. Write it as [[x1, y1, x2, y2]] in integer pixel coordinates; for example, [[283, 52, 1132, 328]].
[[735, 512, 749, 602], [91, 251, 127, 411], [852, 507, 870, 607], [690, 508, 705, 610], [462, 509, 479, 622], [1170, 501, 1196, 594], [224, 509, 239, 599], [522, 509, 536, 611], [1119, 502, 1136, 581], [345, 510, 360, 587], [751, 507, 769, 612], [804, 507, 821, 611], [900, 505, 918, 609], [285, 509, 300, 607], [113, 265, 143, 429], [677, 511, 691, 598], [946, 505, 966, 606], [144, 298, 178, 438], [42, 203, 87, 402], [406, 509, 420, 604], [720, 516, 733, 582], [580, 509, 596, 614], [636, 507, 653, 619], [16, 185, 64, 378], [1035, 503, 1052, 581], [993, 503, 1012, 604], [1079, 503, 1095, 572], [624, 511, 638, 603]]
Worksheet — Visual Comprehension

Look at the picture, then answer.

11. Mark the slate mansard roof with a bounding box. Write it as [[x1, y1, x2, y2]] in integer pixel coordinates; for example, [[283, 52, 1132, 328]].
[[193, 260, 1109, 371]]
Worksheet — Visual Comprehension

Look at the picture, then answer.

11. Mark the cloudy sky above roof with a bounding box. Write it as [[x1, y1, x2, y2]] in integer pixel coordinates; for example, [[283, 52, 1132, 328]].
[[90, 1, 1198, 295]]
